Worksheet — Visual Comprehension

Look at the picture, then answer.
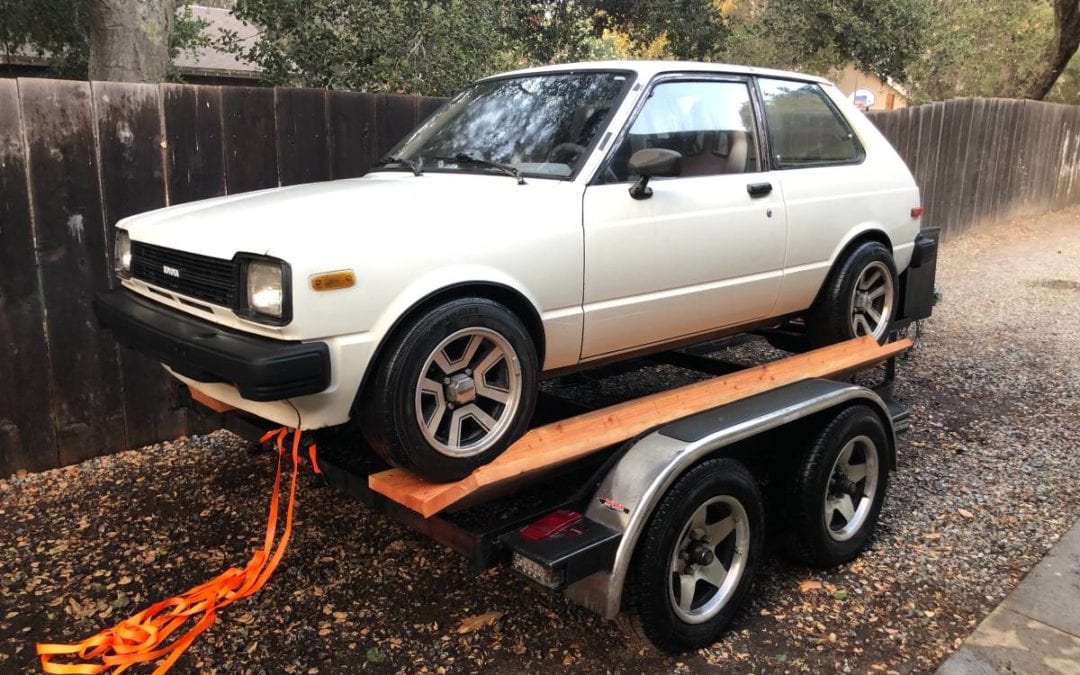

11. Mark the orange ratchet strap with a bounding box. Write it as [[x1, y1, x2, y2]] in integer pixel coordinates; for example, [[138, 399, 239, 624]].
[[36, 427, 318, 674]]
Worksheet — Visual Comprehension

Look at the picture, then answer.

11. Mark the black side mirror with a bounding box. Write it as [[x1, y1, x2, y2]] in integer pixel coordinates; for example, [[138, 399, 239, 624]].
[[628, 148, 682, 199]]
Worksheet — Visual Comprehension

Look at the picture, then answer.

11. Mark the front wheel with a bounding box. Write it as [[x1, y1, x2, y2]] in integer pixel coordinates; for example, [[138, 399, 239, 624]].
[[359, 297, 539, 482], [627, 458, 765, 653], [807, 241, 898, 347]]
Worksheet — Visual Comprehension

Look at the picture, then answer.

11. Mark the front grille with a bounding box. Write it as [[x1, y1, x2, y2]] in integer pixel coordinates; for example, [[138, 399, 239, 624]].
[[131, 241, 236, 307]]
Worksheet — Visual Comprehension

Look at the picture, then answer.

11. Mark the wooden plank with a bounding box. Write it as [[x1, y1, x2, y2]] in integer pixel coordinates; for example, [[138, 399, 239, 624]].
[[1046, 104, 1069, 210], [327, 90, 376, 179], [958, 98, 986, 234], [375, 94, 419, 159], [275, 87, 331, 186], [93, 81, 187, 449], [189, 386, 235, 414], [920, 102, 945, 233], [371, 336, 912, 518], [989, 98, 1010, 223], [19, 78, 127, 466], [1065, 106, 1080, 207], [0, 79, 59, 474], [162, 83, 226, 205], [221, 85, 278, 193], [993, 99, 1019, 218]]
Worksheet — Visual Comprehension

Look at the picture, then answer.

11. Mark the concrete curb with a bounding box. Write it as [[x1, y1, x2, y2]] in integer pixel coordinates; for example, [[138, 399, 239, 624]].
[[937, 518, 1080, 674]]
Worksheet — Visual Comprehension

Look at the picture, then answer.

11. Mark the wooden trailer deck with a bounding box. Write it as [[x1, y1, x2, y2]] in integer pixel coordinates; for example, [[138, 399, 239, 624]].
[[369, 335, 911, 518]]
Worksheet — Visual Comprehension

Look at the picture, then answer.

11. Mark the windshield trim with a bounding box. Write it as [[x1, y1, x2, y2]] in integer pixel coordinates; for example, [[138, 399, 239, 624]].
[[371, 68, 638, 183]]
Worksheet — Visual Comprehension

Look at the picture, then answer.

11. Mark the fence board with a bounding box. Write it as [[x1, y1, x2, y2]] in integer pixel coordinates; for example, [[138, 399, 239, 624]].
[[163, 84, 226, 205], [18, 78, 127, 466], [93, 81, 188, 449], [275, 87, 330, 186], [375, 94, 419, 159], [417, 96, 445, 124], [328, 91, 376, 179], [0, 80, 58, 474], [958, 99, 987, 234], [222, 86, 278, 192]]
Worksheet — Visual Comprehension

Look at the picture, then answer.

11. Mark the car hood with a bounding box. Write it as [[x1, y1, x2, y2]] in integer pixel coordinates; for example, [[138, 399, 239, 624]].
[[120, 172, 578, 261]]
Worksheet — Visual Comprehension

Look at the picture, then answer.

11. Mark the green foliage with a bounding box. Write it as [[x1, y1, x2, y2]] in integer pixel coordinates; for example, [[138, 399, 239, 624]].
[[220, 0, 523, 95], [592, 0, 728, 60], [719, 0, 933, 83], [0, 0, 89, 77], [0, 0, 212, 81], [903, 0, 1058, 102]]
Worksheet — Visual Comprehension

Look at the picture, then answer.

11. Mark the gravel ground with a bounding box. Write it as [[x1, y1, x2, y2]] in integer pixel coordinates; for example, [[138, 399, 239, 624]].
[[1, 208, 1078, 674]]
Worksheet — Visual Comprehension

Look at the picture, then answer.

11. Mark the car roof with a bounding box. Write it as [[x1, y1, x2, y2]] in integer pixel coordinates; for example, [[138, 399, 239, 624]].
[[481, 60, 832, 86]]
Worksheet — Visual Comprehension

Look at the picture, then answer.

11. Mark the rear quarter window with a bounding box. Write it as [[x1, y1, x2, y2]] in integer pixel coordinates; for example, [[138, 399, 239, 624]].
[[758, 78, 865, 169]]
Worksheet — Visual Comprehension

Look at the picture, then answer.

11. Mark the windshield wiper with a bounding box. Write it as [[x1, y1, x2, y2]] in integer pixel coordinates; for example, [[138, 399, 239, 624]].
[[432, 153, 525, 185], [373, 155, 423, 176]]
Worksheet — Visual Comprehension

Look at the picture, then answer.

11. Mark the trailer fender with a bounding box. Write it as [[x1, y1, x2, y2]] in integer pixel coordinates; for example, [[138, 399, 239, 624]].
[[565, 378, 895, 619]]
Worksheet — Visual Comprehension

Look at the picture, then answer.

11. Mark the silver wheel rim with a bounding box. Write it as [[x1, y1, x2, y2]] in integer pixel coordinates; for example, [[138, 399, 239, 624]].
[[823, 435, 880, 542], [414, 327, 523, 458], [849, 261, 894, 340], [668, 495, 750, 624]]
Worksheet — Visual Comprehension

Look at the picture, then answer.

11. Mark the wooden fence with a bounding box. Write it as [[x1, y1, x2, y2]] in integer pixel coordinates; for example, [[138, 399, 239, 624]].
[[0, 78, 443, 476], [866, 97, 1080, 240], [1, 83, 1078, 477]]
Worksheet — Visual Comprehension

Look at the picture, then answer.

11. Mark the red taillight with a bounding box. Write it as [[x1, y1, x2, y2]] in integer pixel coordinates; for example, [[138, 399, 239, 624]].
[[911, 206, 923, 217], [521, 510, 583, 541]]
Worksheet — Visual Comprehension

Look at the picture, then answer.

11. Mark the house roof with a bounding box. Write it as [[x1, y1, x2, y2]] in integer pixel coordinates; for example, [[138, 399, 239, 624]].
[[173, 5, 262, 79]]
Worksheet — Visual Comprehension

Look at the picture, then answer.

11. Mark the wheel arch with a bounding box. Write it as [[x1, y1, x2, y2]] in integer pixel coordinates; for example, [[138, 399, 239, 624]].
[[350, 280, 547, 414], [565, 379, 895, 619], [822, 227, 894, 289]]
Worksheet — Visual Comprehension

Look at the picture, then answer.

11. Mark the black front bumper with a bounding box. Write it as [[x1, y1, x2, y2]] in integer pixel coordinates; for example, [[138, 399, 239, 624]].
[[94, 290, 331, 401]]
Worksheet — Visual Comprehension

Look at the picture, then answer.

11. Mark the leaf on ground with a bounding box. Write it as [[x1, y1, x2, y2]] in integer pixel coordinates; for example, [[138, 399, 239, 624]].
[[799, 580, 823, 592], [366, 647, 386, 663], [958, 508, 975, 519], [455, 611, 504, 634]]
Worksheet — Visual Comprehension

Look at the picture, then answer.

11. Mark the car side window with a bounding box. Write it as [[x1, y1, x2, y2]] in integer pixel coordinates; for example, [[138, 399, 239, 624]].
[[758, 78, 865, 168], [606, 80, 760, 182]]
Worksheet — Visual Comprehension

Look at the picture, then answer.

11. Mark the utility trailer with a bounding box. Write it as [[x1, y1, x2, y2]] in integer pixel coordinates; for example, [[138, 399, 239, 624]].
[[214, 228, 939, 653]]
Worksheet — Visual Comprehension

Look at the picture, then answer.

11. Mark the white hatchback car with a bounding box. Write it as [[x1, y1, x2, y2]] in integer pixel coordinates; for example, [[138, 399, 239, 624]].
[[97, 61, 922, 481]]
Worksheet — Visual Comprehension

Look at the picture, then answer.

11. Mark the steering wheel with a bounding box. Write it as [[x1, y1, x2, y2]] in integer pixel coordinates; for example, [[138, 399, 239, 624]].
[[547, 143, 587, 166]]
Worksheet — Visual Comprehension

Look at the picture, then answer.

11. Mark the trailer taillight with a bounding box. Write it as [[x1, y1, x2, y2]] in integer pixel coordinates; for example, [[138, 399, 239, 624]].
[[911, 206, 923, 217], [520, 510, 583, 541]]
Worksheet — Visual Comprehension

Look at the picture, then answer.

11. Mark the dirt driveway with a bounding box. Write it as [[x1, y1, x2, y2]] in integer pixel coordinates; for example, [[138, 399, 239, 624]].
[[2, 208, 1078, 674]]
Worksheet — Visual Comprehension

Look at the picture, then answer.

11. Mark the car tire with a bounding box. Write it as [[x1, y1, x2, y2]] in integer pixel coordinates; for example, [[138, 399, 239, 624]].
[[359, 297, 539, 483], [806, 241, 898, 347], [785, 405, 890, 568], [627, 458, 765, 653]]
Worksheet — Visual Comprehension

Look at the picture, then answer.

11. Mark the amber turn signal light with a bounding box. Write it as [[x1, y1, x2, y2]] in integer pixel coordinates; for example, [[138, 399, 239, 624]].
[[310, 270, 356, 291]]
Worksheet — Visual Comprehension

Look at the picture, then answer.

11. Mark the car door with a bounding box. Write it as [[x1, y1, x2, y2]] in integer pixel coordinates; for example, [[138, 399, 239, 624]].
[[580, 75, 787, 360]]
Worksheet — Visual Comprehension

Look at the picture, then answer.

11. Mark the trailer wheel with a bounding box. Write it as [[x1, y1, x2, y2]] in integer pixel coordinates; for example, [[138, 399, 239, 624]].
[[628, 458, 764, 653], [787, 405, 890, 567]]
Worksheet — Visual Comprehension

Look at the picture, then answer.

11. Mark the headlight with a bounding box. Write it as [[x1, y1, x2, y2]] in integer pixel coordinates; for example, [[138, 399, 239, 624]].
[[114, 229, 131, 277], [246, 260, 285, 319]]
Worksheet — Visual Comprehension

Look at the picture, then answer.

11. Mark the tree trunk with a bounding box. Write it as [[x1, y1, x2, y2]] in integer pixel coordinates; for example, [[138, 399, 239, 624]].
[[86, 0, 178, 82], [1024, 0, 1080, 100]]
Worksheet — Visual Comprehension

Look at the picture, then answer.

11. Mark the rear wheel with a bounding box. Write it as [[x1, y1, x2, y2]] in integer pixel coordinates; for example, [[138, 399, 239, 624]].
[[627, 458, 764, 653], [786, 405, 890, 567], [360, 297, 539, 482], [807, 241, 897, 347]]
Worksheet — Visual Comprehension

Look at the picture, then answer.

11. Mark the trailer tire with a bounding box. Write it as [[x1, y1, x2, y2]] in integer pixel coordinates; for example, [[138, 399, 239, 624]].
[[786, 405, 889, 567], [627, 458, 764, 653]]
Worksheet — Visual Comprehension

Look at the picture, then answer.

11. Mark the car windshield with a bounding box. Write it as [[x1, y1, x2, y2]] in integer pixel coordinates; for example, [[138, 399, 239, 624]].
[[381, 71, 632, 180]]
